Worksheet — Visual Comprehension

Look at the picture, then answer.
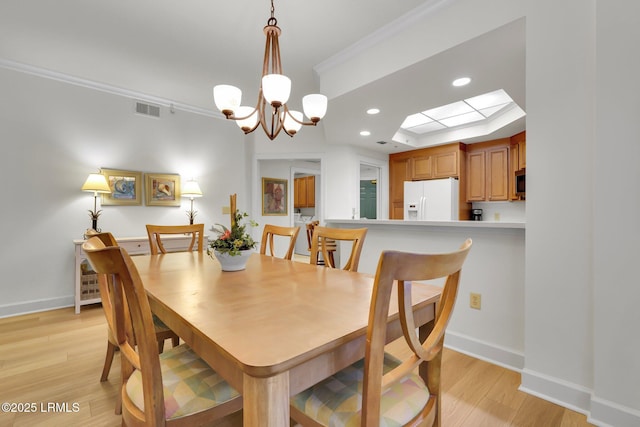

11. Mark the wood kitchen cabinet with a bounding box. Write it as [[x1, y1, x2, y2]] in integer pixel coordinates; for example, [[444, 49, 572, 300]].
[[389, 157, 410, 219], [511, 130, 526, 170], [410, 146, 459, 180], [466, 139, 510, 202], [294, 175, 315, 208], [509, 131, 526, 200], [389, 142, 469, 219]]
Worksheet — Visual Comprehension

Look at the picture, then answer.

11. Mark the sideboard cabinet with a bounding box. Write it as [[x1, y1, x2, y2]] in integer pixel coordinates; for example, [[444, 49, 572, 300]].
[[73, 234, 208, 313]]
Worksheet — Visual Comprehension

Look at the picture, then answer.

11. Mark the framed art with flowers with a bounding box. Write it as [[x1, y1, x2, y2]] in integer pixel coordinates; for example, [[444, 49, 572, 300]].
[[262, 177, 287, 216]]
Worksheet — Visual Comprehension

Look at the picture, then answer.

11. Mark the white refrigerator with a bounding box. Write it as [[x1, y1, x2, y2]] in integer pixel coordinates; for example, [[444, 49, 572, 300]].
[[404, 178, 459, 220]]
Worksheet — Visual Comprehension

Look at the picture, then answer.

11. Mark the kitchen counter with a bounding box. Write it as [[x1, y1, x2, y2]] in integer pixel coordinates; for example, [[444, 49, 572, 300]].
[[325, 218, 525, 229], [325, 216, 525, 372]]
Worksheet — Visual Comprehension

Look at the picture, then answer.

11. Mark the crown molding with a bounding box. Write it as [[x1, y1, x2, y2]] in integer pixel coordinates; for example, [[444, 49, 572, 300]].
[[0, 58, 223, 119], [313, 0, 455, 77]]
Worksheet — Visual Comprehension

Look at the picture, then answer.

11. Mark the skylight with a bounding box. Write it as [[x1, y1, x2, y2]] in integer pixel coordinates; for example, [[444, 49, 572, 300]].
[[400, 89, 515, 135]]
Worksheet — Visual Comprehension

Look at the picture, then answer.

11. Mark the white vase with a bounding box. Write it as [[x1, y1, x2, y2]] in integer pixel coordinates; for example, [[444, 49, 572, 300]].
[[213, 249, 252, 271]]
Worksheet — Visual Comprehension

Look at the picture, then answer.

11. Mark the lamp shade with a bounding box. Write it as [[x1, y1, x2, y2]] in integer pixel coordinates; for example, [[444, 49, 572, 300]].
[[303, 94, 328, 122], [283, 110, 303, 134], [213, 85, 242, 114], [182, 180, 203, 198], [262, 74, 291, 106], [81, 173, 111, 193], [235, 106, 259, 132]]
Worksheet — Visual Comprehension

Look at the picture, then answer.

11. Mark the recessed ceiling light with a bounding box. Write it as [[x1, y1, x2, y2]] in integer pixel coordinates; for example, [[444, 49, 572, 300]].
[[366, 108, 380, 115], [360, 130, 371, 136], [452, 77, 471, 87]]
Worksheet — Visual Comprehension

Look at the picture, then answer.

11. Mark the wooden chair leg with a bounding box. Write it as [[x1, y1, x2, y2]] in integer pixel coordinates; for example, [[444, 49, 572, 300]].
[[100, 341, 117, 382], [171, 335, 179, 347], [158, 338, 165, 354], [115, 388, 122, 415]]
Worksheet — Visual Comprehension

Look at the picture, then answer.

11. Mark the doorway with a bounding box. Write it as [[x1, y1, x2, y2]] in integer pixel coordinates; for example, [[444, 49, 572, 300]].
[[359, 163, 380, 220], [360, 179, 377, 219]]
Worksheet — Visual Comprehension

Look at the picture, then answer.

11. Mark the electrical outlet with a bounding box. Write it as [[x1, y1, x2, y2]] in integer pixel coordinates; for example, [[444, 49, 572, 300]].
[[222, 206, 230, 214], [470, 292, 482, 310]]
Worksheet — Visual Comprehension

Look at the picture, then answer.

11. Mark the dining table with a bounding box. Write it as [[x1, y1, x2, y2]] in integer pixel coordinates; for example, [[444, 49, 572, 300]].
[[131, 251, 443, 427]]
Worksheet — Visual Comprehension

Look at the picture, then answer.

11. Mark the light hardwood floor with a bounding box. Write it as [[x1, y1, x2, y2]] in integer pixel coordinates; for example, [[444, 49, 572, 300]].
[[0, 306, 593, 427]]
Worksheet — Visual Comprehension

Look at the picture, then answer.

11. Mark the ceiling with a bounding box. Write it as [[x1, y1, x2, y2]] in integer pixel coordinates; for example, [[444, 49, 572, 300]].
[[0, 0, 525, 154]]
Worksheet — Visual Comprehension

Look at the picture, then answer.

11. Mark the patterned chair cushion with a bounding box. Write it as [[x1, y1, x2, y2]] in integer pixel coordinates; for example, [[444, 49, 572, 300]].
[[125, 344, 239, 420], [291, 353, 430, 427]]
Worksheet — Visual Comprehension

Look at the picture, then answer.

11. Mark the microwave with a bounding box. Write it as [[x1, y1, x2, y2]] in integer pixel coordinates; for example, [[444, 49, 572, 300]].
[[515, 169, 526, 197]]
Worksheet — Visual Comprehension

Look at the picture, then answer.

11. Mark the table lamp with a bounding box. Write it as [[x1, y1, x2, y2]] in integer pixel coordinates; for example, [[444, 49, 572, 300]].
[[81, 173, 111, 231], [182, 179, 203, 224]]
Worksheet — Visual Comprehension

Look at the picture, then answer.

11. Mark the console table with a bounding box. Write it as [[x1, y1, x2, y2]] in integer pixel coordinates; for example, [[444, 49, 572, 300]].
[[73, 234, 208, 313]]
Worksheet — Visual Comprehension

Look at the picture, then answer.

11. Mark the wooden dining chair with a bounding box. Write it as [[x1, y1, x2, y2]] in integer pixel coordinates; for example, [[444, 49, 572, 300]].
[[306, 220, 333, 265], [82, 237, 242, 427], [259, 224, 300, 260], [85, 231, 179, 415], [145, 223, 204, 255], [310, 226, 368, 272], [305, 220, 319, 252], [291, 239, 472, 427]]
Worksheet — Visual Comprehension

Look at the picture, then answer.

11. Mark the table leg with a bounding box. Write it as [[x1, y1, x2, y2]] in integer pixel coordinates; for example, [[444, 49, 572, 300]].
[[243, 371, 290, 427]]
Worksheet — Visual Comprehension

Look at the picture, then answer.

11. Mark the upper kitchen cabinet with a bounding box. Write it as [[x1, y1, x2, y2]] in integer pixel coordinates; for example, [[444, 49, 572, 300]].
[[410, 144, 461, 180], [511, 130, 526, 171], [294, 175, 315, 208], [389, 142, 469, 219], [466, 139, 510, 202], [509, 131, 526, 200]]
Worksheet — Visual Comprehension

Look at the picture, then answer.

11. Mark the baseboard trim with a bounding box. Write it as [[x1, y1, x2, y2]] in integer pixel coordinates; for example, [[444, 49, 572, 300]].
[[520, 370, 640, 427], [0, 296, 73, 319], [444, 331, 524, 372], [588, 396, 640, 427], [520, 368, 592, 414]]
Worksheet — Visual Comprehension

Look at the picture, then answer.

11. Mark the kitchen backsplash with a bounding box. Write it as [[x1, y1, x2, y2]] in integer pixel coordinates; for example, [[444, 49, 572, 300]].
[[471, 201, 525, 222]]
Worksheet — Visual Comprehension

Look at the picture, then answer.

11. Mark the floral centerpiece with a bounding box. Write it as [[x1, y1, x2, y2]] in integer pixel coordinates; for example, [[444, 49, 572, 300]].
[[208, 210, 258, 270]]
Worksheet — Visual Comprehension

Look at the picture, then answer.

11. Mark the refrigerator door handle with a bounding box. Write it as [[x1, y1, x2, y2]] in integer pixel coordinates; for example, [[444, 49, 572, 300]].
[[420, 196, 426, 220]]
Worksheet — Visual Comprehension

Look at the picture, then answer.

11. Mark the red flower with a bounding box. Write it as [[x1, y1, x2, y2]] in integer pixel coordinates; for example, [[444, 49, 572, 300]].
[[221, 230, 231, 240]]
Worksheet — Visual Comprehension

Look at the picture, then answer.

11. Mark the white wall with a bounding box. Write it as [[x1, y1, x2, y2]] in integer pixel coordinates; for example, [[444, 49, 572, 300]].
[[0, 67, 247, 316], [592, 0, 640, 422], [523, 1, 640, 425], [523, 0, 595, 412]]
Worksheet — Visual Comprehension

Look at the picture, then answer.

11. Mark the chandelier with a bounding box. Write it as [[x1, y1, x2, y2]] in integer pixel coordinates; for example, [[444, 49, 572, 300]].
[[212, 0, 327, 140]]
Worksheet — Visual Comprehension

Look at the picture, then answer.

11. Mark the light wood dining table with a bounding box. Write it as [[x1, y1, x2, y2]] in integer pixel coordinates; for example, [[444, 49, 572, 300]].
[[131, 251, 442, 427]]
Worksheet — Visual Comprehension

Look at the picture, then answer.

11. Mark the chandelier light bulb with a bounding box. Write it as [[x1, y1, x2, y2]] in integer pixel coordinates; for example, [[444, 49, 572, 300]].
[[283, 110, 303, 134], [235, 106, 259, 132], [213, 85, 242, 116], [262, 74, 291, 107], [302, 94, 328, 122]]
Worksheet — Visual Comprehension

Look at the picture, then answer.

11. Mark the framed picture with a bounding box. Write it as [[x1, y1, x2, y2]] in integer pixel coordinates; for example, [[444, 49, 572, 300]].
[[100, 168, 142, 205], [262, 177, 288, 216], [145, 173, 181, 206]]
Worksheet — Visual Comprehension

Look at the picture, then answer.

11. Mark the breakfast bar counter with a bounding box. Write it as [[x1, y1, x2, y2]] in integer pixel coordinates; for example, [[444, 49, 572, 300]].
[[325, 218, 525, 229], [325, 217, 526, 371]]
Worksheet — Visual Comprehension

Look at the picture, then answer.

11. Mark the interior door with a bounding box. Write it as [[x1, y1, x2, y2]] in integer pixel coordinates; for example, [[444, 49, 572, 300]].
[[360, 180, 377, 219]]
